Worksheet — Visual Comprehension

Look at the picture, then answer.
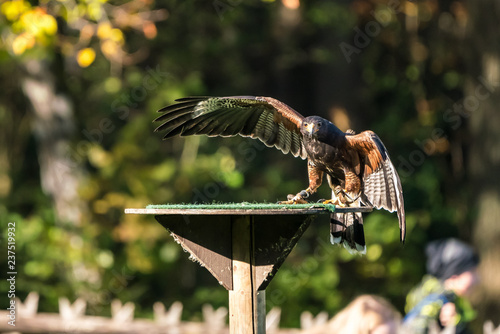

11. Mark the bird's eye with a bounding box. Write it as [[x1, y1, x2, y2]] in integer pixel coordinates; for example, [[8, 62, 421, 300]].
[[317, 122, 322, 127], [304, 122, 308, 127]]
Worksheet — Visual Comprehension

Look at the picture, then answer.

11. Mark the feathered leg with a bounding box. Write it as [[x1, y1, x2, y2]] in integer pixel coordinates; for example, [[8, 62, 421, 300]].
[[280, 162, 323, 204]]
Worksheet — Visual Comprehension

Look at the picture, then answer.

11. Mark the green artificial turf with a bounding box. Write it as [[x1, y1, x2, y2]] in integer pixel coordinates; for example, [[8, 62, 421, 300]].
[[146, 202, 336, 213]]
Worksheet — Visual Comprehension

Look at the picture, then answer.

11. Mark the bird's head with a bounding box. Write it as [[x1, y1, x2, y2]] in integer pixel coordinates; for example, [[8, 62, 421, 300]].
[[301, 116, 339, 141]]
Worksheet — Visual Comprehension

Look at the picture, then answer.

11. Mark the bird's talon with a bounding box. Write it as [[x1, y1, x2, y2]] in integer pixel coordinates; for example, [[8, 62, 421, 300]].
[[299, 190, 310, 198], [278, 199, 309, 204], [278, 195, 295, 204], [322, 198, 344, 206], [279, 192, 310, 204], [295, 199, 309, 204]]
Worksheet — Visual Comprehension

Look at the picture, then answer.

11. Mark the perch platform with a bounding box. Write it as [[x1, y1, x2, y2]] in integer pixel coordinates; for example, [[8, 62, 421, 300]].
[[125, 203, 372, 334]]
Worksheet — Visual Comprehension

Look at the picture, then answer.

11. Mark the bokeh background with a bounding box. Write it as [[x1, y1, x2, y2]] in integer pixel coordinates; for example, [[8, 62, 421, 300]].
[[1, 0, 499, 331]]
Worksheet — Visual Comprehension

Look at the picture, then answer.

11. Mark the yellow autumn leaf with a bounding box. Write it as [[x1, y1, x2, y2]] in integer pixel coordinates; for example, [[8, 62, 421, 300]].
[[12, 32, 35, 55], [76, 3, 86, 17], [77, 47, 96, 67], [20, 8, 56, 37], [87, 2, 102, 21], [109, 28, 124, 45], [1, 0, 31, 21], [20, 11, 40, 35], [39, 13, 57, 35], [97, 22, 112, 40]]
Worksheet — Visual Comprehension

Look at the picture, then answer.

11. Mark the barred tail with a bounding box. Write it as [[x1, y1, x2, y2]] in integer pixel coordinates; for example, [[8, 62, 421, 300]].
[[330, 212, 366, 254]]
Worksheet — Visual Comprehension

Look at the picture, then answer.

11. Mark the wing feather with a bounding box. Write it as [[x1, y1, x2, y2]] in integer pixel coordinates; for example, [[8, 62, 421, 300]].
[[182, 110, 235, 136], [154, 96, 307, 159], [345, 131, 406, 243]]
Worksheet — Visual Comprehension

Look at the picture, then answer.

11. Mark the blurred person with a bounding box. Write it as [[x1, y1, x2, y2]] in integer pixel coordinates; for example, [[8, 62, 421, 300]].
[[403, 238, 480, 334], [304, 294, 402, 334]]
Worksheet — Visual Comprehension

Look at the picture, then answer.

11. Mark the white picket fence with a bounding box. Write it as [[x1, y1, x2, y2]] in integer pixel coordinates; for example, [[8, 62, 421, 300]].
[[0, 292, 498, 334], [0, 292, 324, 333]]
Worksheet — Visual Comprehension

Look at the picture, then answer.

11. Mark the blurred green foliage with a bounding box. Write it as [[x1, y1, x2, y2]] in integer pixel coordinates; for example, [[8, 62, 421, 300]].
[[0, 0, 489, 330]]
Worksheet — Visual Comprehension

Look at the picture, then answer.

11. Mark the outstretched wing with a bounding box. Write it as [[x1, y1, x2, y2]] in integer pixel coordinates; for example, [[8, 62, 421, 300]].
[[154, 96, 307, 159], [345, 131, 406, 243]]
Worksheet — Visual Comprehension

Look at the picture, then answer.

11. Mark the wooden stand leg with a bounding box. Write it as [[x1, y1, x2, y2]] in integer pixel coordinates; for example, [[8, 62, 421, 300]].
[[154, 212, 314, 334], [229, 216, 265, 334], [255, 291, 266, 334]]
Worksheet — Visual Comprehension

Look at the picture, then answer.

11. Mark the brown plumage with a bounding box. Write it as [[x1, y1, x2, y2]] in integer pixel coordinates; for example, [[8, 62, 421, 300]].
[[154, 96, 306, 158], [154, 96, 406, 253]]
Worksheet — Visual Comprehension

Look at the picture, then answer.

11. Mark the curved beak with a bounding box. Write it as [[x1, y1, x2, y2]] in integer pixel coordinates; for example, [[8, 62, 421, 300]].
[[305, 123, 318, 135]]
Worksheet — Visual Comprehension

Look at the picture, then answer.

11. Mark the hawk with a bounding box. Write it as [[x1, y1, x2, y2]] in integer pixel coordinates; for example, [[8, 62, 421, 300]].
[[154, 96, 406, 254]]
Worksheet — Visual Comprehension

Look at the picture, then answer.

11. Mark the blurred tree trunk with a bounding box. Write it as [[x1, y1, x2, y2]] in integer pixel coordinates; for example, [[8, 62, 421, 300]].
[[464, 0, 500, 325], [21, 60, 86, 225]]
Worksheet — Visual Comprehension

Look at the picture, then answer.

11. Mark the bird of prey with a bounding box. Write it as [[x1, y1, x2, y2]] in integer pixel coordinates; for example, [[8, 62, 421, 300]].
[[154, 96, 406, 254]]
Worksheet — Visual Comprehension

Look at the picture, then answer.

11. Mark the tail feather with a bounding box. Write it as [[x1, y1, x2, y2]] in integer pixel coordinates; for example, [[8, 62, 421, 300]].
[[330, 212, 366, 254]]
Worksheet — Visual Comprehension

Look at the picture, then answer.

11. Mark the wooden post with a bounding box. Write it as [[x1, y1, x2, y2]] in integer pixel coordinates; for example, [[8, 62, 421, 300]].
[[255, 291, 266, 334], [228, 215, 269, 334], [229, 215, 262, 334]]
